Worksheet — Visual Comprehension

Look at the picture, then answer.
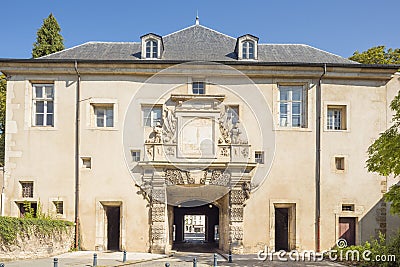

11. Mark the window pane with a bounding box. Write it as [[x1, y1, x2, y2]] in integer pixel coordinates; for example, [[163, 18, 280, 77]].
[[280, 89, 289, 101], [35, 86, 43, 98], [152, 108, 162, 125], [143, 108, 152, 126], [97, 117, 104, 127], [36, 101, 44, 113], [292, 88, 302, 101], [46, 114, 53, 126], [280, 103, 287, 115], [96, 108, 105, 117], [45, 87, 54, 98], [292, 115, 301, 127], [106, 108, 114, 127], [292, 102, 301, 114], [36, 114, 44, 126], [47, 101, 54, 113]]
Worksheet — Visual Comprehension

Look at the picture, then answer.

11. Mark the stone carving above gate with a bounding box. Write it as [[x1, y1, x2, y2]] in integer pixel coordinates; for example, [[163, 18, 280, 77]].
[[210, 170, 230, 186], [165, 169, 208, 186], [165, 169, 185, 185]]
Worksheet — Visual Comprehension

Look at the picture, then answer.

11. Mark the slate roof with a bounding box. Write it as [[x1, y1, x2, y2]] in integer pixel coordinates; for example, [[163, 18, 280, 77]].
[[41, 24, 357, 64]]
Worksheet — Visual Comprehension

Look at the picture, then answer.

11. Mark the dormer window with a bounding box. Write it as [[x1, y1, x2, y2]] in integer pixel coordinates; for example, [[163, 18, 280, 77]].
[[242, 41, 254, 59], [146, 40, 158, 59], [236, 34, 259, 60], [141, 33, 163, 59]]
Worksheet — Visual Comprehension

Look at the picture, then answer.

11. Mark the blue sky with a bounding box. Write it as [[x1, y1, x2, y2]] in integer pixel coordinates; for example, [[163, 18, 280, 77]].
[[1, 0, 399, 59]]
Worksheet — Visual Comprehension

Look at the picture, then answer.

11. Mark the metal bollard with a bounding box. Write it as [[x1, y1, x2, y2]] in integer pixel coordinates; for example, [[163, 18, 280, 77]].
[[228, 250, 232, 263], [213, 253, 218, 267], [53, 258, 58, 267], [93, 253, 97, 267], [193, 257, 197, 267], [123, 250, 127, 262], [165, 263, 170, 267]]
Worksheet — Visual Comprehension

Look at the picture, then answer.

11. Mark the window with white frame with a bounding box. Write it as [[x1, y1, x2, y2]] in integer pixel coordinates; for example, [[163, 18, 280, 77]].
[[242, 41, 255, 59], [131, 150, 140, 162], [279, 85, 306, 128], [327, 105, 347, 130], [33, 84, 54, 126], [93, 104, 114, 127], [192, 82, 205, 94], [143, 106, 162, 127], [146, 40, 158, 59]]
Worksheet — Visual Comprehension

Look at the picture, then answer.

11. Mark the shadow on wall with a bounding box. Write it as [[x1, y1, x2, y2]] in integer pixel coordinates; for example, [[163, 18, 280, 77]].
[[359, 197, 400, 245]]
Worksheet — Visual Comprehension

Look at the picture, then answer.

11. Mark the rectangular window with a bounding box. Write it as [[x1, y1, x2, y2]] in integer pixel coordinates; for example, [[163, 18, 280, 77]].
[[327, 105, 347, 130], [131, 151, 140, 162], [21, 182, 33, 198], [33, 84, 54, 126], [335, 157, 345, 171], [81, 157, 91, 169], [255, 151, 264, 164], [143, 106, 162, 127], [279, 85, 306, 128], [192, 82, 205, 95], [93, 104, 114, 127], [342, 204, 354, 211], [53, 201, 64, 215]]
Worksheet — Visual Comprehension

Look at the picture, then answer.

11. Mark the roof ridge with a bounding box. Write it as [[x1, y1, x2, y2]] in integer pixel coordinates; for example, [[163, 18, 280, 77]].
[[163, 24, 236, 40]]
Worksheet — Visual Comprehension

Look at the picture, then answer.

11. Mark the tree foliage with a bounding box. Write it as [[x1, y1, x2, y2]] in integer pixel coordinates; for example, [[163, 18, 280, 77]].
[[32, 13, 64, 58], [367, 91, 400, 214], [0, 74, 6, 165], [349, 46, 400, 64]]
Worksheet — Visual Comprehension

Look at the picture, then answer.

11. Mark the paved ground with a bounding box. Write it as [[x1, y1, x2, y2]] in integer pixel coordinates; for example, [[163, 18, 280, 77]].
[[1, 243, 347, 267], [1, 251, 167, 267], [126, 252, 346, 267]]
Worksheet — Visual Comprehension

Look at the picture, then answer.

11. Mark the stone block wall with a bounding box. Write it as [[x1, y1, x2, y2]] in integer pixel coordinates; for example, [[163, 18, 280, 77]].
[[0, 225, 74, 261]]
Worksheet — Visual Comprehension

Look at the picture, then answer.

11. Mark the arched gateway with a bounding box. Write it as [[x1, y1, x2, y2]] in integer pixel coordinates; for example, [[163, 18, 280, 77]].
[[136, 94, 258, 253]]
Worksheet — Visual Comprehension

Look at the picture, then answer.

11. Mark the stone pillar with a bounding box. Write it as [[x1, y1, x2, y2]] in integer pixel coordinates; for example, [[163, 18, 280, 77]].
[[228, 188, 245, 254], [150, 186, 168, 254]]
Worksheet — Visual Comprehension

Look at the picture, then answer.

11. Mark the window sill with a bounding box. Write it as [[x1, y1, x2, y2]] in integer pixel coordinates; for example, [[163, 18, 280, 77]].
[[274, 127, 312, 132], [87, 127, 119, 131], [324, 129, 350, 133], [29, 126, 57, 131]]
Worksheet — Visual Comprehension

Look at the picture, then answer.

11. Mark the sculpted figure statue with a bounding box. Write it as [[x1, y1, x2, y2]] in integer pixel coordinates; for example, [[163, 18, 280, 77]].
[[153, 122, 163, 143]]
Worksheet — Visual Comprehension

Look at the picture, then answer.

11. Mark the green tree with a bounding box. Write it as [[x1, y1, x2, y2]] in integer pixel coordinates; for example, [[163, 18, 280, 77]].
[[349, 46, 400, 64], [0, 74, 6, 165], [32, 13, 64, 58], [367, 91, 400, 214]]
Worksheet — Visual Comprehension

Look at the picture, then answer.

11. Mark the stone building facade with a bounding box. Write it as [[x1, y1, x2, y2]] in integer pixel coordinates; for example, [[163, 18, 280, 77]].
[[0, 21, 399, 254]]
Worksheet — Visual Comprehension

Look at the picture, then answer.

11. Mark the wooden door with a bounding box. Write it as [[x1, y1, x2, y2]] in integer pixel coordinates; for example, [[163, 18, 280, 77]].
[[339, 217, 356, 246]]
